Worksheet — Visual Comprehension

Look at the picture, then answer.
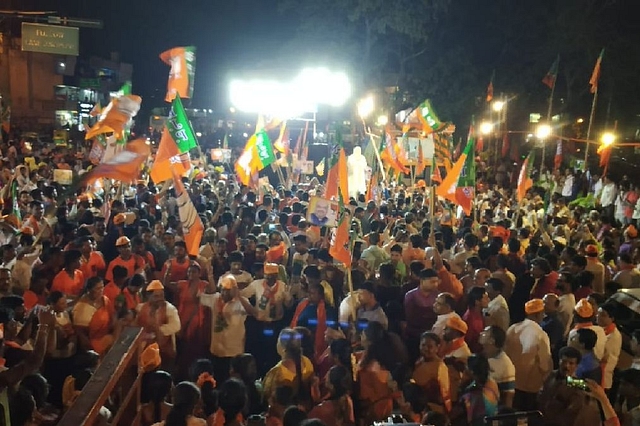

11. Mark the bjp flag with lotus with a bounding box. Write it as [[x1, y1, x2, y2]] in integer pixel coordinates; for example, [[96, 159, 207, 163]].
[[160, 46, 196, 102]]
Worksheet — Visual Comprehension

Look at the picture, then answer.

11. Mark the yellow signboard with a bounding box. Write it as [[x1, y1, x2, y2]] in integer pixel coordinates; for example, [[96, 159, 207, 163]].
[[21, 23, 79, 56]]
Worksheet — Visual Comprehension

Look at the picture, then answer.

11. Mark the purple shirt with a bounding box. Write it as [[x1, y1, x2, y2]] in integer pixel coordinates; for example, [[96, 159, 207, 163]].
[[404, 288, 437, 339]]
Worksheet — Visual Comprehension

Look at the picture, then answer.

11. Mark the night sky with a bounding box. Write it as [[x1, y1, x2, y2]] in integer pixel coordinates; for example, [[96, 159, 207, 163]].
[[10, 0, 640, 134]]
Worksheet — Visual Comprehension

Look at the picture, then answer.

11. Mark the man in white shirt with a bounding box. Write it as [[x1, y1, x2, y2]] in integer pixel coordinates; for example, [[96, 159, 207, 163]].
[[556, 272, 576, 338], [480, 325, 516, 408], [562, 170, 574, 200], [568, 298, 607, 361], [200, 274, 257, 383], [598, 175, 617, 221], [596, 303, 622, 393], [484, 278, 510, 332], [432, 292, 461, 338], [505, 298, 553, 411]]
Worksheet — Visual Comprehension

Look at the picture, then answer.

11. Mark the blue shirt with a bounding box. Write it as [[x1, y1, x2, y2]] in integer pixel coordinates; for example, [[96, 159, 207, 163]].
[[576, 352, 602, 384]]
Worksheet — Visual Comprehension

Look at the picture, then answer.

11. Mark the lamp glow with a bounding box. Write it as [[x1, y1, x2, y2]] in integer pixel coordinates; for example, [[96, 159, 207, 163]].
[[376, 115, 389, 126], [229, 68, 351, 117], [492, 101, 505, 112], [601, 132, 616, 147], [358, 96, 375, 119], [480, 121, 493, 135], [536, 124, 552, 139]]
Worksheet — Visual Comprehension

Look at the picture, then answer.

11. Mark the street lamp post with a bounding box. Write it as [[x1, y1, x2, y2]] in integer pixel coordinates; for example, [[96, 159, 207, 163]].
[[536, 123, 552, 176]]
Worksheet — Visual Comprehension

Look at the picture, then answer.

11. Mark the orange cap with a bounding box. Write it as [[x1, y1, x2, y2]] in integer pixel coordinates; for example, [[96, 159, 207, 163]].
[[220, 275, 238, 290], [113, 213, 127, 225], [139, 343, 161, 373], [264, 263, 279, 275], [146, 280, 164, 291], [574, 298, 594, 318], [525, 298, 545, 315], [446, 316, 468, 335], [115, 236, 131, 247]]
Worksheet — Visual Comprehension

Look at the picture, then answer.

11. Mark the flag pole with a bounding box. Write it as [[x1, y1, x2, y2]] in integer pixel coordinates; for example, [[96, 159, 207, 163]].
[[541, 74, 557, 176], [584, 86, 599, 170]]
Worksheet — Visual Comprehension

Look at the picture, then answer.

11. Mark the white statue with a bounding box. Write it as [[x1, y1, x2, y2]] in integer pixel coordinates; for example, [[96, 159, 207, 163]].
[[347, 146, 368, 198]]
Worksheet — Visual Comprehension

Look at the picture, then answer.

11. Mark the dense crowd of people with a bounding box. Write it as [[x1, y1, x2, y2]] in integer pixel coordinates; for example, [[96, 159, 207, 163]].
[[0, 137, 639, 426]]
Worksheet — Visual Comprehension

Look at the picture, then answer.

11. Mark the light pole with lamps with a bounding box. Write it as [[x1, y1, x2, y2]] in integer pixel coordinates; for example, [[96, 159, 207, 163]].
[[536, 123, 552, 175]]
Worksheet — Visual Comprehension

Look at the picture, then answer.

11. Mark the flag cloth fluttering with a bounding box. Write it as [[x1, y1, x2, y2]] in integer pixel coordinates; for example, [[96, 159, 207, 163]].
[[517, 152, 535, 202], [273, 122, 288, 153], [455, 136, 476, 215], [83, 139, 150, 184], [589, 48, 605, 94], [431, 157, 442, 184], [542, 55, 560, 88], [397, 99, 448, 134], [150, 96, 199, 183], [315, 158, 325, 176], [436, 136, 475, 215], [486, 72, 494, 102], [85, 95, 142, 140], [171, 167, 204, 257], [160, 46, 196, 102], [597, 142, 613, 169], [381, 132, 410, 175], [434, 134, 453, 171], [329, 210, 352, 268], [325, 130, 349, 202], [554, 139, 563, 171], [235, 130, 276, 186]]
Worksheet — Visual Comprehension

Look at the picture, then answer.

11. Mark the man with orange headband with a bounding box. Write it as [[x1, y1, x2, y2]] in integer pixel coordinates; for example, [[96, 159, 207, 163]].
[[241, 262, 293, 375], [504, 298, 553, 411], [200, 274, 257, 383]]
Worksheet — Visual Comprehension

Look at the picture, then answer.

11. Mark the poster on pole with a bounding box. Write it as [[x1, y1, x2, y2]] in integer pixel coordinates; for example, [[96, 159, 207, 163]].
[[299, 160, 314, 175], [210, 148, 231, 163]]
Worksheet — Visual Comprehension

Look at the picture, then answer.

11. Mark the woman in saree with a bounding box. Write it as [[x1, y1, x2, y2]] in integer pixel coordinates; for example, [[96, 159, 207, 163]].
[[308, 365, 355, 426], [263, 328, 315, 408], [356, 321, 405, 426], [411, 332, 451, 414], [72, 276, 115, 356], [167, 262, 211, 381]]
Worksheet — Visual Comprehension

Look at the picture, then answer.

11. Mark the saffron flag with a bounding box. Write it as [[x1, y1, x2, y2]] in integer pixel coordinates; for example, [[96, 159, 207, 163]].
[[329, 210, 352, 268], [436, 137, 474, 214], [160, 46, 196, 102], [273, 122, 288, 153], [455, 140, 476, 216], [83, 139, 150, 184], [325, 130, 349, 202], [89, 102, 102, 118], [597, 142, 613, 168], [433, 134, 452, 171], [366, 171, 378, 202], [85, 95, 142, 140], [416, 140, 426, 175], [235, 130, 276, 186], [517, 152, 535, 202], [381, 132, 410, 175], [150, 97, 199, 183], [172, 168, 204, 257], [589, 48, 605, 94], [542, 55, 560, 89], [554, 139, 563, 171], [431, 157, 442, 184], [486, 78, 494, 102]]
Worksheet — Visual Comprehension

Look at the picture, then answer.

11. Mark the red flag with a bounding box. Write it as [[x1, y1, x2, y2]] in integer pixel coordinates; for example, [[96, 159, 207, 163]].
[[554, 139, 563, 171], [589, 49, 605, 94], [476, 136, 484, 152]]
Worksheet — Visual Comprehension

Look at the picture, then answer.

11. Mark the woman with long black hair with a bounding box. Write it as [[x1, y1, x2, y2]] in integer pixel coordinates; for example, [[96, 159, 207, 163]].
[[263, 328, 315, 408], [156, 381, 205, 426], [140, 370, 173, 426], [308, 365, 355, 426]]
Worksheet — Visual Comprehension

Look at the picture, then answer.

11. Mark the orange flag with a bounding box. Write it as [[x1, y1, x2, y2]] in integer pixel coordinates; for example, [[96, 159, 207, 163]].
[[160, 46, 196, 102], [516, 152, 534, 202], [366, 172, 378, 202], [84, 139, 149, 184], [329, 212, 352, 267], [325, 131, 349, 202], [85, 95, 142, 140], [172, 167, 204, 257], [150, 128, 191, 183], [436, 139, 473, 205]]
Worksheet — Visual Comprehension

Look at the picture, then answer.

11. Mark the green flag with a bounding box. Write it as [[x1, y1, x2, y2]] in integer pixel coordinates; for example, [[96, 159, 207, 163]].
[[119, 81, 132, 96], [417, 99, 448, 133], [254, 129, 276, 168], [168, 96, 199, 153]]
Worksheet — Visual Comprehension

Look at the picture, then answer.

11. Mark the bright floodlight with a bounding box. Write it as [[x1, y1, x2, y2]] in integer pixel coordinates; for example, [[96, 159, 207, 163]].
[[536, 124, 552, 139], [229, 68, 351, 117], [377, 115, 389, 126], [480, 121, 493, 135], [492, 101, 505, 112], [358, 96, 375, 119], [601, 132, 616, 147]]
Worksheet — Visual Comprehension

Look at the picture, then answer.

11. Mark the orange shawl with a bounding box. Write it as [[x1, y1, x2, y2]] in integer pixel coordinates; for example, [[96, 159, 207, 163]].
[[291, 299, 327, 361]]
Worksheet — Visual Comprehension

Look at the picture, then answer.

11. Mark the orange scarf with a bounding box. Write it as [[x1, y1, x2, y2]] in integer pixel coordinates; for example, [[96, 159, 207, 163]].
[[604, 323, 617, 335], [262, 280, 280, 305], [291, 299, 327, 360]]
